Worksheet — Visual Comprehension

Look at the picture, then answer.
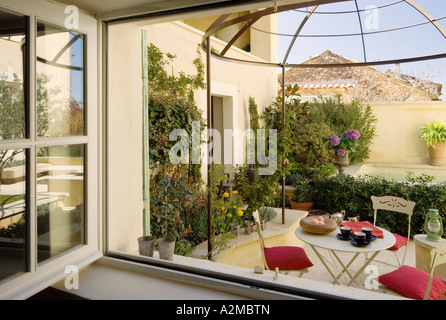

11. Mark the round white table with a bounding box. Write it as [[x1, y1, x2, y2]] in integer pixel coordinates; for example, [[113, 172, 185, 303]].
[[296, 226, 396, 287]]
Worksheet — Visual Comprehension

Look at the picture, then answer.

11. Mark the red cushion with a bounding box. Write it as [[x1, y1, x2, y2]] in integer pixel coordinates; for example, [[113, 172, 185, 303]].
[[387, 233, 408, 251], [263, 246, 313, 270], [377, 265, 446, 300]]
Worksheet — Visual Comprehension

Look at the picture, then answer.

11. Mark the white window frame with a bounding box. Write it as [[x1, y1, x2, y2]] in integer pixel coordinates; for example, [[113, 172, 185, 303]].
[[0, 0, 101, 300]]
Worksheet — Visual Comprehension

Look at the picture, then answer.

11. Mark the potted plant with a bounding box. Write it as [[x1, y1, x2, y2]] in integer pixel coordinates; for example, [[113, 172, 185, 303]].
[[156, 207, 185, 261], [419, 121, 446, 166], [150, 174, 189, 261], [215, 189, 245, 237], [239, 175, 280, 227], [290, 178, 316, 211], [323, 129, 360, 174], [258, 207, 277, 230]]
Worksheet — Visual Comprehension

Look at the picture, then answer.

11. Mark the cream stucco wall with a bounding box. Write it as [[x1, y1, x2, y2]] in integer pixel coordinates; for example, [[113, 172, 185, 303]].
[[367, 101, 446, 164], [108, 23, 144, 253]]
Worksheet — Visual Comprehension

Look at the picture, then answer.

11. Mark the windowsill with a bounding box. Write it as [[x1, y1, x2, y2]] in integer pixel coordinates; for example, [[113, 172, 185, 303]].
[[50, 252, 408, 300]]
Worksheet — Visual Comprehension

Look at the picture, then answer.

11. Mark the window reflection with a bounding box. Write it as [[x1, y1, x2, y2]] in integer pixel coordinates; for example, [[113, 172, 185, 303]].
[[0, 150, 27, 280], [0, 12, 26, 140], [36, 21, 84, 138], [37, 144, 85, 263]]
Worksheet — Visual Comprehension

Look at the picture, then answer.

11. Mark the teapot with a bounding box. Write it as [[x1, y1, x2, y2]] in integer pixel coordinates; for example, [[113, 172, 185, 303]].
[[330, 210, 345, 225]]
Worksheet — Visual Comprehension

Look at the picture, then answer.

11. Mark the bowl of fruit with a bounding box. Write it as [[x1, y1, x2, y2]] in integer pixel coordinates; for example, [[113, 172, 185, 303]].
[[299, 215, 337, 234]]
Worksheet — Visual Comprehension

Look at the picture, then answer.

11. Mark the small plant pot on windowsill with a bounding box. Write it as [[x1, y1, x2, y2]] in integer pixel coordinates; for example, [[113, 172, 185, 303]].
[[157, 237, 176, 261], [137, 236, 156, 257], [290, 199, 314, 211]]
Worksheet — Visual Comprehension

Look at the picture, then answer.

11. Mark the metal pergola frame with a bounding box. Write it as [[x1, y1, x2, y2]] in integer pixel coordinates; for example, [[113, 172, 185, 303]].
[[201, 0, 446, 256]]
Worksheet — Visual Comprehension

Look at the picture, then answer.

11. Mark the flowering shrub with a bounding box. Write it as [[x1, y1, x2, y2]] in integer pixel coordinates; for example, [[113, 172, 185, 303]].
[[215, 190, 245, 228], [324, 129, 361, 158]]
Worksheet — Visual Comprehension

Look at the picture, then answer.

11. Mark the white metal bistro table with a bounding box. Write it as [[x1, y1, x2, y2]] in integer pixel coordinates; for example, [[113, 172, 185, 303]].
[[296, 225, 396, 287]]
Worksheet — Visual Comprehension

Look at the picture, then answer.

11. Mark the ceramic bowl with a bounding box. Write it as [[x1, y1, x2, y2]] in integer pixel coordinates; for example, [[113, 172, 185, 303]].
[[299, 215, 338, 234]]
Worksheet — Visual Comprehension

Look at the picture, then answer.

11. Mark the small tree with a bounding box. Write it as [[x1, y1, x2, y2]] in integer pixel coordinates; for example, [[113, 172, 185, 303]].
[[0, 75, 25, 190], [0, 73, 50, 190]]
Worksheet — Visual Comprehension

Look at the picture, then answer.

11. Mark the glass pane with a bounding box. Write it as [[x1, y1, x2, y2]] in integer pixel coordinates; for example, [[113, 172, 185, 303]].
[[0, 149, 27, 280], [0, 11, 26, 140], [36, 21, 85, 137], [37, 144, 85, 263]]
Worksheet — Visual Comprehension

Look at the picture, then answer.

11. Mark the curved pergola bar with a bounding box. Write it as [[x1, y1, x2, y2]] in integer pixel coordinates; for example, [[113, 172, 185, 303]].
[[201, 0, 446, 68], [202, 0, 446, 256]]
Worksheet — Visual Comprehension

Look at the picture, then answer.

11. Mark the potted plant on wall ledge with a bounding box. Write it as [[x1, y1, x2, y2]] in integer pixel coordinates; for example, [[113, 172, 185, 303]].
[[323, 129, 361, 174], [290, 178, 316, 211], [419, 121, 446, 166]]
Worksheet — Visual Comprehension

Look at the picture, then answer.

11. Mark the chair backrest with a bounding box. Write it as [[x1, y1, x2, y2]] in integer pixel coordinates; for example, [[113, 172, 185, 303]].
[[371, 196, 416, 236], [424, 245, 446, 300], [253, 210, 265, 249], [253, 210, 269, 270]]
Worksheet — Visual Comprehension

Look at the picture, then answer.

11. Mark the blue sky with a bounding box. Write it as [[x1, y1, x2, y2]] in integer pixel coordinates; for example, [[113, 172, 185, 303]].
[[70, 32, 84, 107], [277, 0, 446, 99]]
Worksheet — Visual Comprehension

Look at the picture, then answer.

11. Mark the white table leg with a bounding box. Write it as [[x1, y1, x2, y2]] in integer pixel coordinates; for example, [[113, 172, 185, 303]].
[[310, 245, 343, 285], [331, 251, 361, 288], [346, 251, 380, 287]]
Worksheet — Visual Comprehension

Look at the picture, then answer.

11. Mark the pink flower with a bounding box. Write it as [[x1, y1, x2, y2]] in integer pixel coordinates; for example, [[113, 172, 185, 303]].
[[185, 196, 191, 200], [337, 149, 347, 157], [343, 129, 360, 141], [284, 158, 289, 164], [329, 135, 340, 147]]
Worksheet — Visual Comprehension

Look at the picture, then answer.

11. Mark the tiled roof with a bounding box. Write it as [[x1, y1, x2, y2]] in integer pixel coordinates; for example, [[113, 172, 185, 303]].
[[280, 50, 442, 102]]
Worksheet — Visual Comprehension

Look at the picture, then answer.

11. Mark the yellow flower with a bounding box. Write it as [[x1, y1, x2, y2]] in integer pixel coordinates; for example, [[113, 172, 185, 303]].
[[233, 206, 237, 209], [232, 190, 238, 195], [223, 192, 229, 198], [221, 206, 225, 211], [237, 209, 244, 217], [227, 213, 232, 219]]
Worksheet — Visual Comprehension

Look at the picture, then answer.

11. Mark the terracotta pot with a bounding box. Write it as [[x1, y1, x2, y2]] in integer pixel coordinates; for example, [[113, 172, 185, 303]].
[[290, 199, 314, 211], [428, 142, 445, 166]]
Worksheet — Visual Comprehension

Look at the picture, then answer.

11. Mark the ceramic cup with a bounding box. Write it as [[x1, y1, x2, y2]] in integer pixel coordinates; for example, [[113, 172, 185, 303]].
[[340, 226, 352, 239], [354, 232, 366, 244], [348, 216, 359, 223], [362, 227, 373, 240]]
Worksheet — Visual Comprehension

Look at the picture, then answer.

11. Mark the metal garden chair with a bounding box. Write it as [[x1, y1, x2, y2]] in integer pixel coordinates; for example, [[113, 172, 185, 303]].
[[371, 196, 416, 268], [253, 210, 313, 277]]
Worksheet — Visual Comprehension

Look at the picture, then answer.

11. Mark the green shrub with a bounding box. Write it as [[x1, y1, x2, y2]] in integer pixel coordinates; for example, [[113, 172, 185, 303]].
[[308, 96, 377, 164], [292, 121, 333, 166], [314, 174, 446, 237]]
